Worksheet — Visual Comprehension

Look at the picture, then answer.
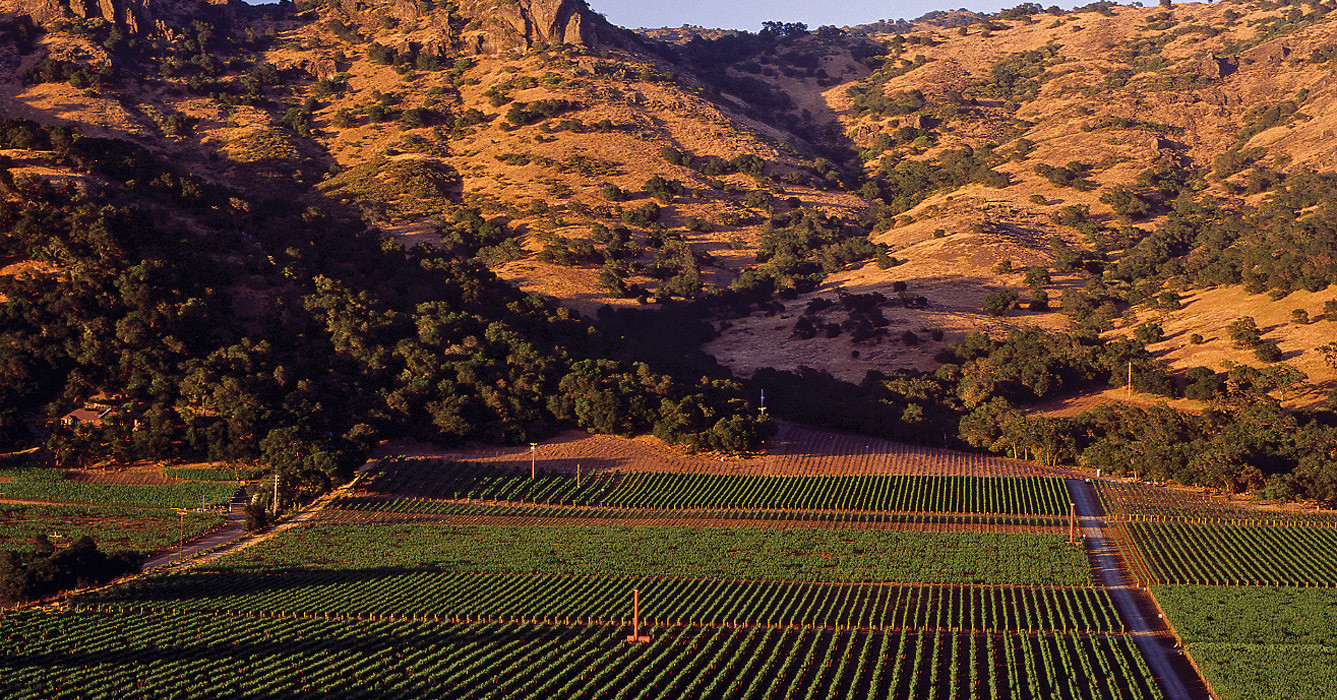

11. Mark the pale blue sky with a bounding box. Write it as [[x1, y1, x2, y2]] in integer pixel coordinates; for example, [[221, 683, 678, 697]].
[[590, 0, 1013, 30]]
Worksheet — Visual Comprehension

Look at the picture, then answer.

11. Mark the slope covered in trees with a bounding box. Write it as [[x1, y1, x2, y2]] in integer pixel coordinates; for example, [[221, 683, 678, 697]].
[[0, 0, 1336, 504]]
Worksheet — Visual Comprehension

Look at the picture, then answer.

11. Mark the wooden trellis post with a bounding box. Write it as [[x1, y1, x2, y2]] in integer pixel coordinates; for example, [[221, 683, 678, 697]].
[[626, 589, 651, 643], [1068, 502, 1077, 545]]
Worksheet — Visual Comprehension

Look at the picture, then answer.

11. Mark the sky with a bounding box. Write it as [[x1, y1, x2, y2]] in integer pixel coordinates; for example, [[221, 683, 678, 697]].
[[590, 0, 1012, 31]]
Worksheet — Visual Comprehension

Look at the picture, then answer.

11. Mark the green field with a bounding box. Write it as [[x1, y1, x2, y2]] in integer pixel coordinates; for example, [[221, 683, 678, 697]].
[[0, 612, 1162, 700], [1125, 522, 1337, 586], [213, 522, 1092, 585], [5, 469, 1164, 698], [1154, 586, 1337, 700], [365, 459, 1074, 515], [0, 503, 222, 553], [0, 468, 238, 509], [84, 572, 1121, 632]]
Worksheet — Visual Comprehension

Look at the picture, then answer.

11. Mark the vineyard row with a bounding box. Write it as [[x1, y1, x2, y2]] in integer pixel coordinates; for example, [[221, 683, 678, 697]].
[[0, 612, 1162, 700], [79, 574, 1123, 634], [363, 460, 1074, 516]]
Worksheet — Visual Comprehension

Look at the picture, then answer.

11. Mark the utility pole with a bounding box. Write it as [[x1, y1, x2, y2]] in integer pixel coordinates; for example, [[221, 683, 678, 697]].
[[1127, 361, 1132, 398], [529, 443, 538, 480], [273, 471, 280, 514], [576, 463, 581, 490]]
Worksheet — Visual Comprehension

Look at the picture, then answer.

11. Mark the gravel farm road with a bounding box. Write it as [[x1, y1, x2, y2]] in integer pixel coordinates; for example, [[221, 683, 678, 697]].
[[1067, 478, 1205, 700]]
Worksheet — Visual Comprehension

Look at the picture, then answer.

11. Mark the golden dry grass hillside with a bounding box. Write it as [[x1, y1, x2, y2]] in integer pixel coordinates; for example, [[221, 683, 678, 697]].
[[2, 0, 1336, 396]]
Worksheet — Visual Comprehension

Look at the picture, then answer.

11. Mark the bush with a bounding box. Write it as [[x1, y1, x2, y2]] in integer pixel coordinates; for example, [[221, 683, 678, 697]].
[[1227, 316, 1262, 349], [400, 108, 436, 129], [621, 202, 661, 227], [244, 501, 269, 531], [981, 290, 1019, 316], [743, 190, 774, 210], [659, 146, 689, 166], [1255, 342, 1283, 363]]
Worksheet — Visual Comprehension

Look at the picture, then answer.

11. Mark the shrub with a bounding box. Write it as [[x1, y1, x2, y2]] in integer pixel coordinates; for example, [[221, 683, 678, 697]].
[[981, 290, 1019, 316], [1255, 342, 1283, 363]]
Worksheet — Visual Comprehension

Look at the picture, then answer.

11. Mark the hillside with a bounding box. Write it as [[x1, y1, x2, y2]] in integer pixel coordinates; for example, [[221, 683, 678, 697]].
[[1, 0, 1337, 504]]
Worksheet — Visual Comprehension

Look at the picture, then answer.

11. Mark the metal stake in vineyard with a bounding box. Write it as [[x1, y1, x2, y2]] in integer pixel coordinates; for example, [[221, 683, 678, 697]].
[[626, 589, 651, 643], [529, 442, 538, 480]]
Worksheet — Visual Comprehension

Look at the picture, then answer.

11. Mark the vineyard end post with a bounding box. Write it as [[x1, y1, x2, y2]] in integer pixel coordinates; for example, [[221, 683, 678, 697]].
[[626, 588, 650, 643], [1068, 502, 1076, 545]]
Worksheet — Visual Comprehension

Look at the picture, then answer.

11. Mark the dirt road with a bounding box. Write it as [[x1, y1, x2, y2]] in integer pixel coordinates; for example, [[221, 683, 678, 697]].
[[1066, 478, 1204, 700]]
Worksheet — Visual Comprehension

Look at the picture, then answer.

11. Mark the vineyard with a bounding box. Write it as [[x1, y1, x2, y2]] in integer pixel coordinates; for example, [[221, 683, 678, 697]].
[[1096, 479, 1337, 699], [1115, 521, 1337, 586], [83, 573, 1121, 633], [0, 611, 1163, 700], [1098, 481, 1337, 526], [0, 503, 221, 552], [1153, 586, 1337, 646], [2, 431, 1189, 698], [209, 522, 1093, 586], [323, 499, 1067, 533], [358, 459, 1072, 516], [420, 424, 1078, 478], [0, 467, 239, 509], [1153, 586, 1337, 700]]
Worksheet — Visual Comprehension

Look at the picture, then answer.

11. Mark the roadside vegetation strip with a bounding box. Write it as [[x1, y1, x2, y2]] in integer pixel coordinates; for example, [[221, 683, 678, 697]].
[[0, 503, 222, 552], [206, 522, 1093, 586], [78, 573, 1121, 633], [0, 611, 1162, 700], [0, 468, 237, 509], [1097, 481, 1337, 526], [1125, 522, 1337, 586], [364, 458, 1073, 515]]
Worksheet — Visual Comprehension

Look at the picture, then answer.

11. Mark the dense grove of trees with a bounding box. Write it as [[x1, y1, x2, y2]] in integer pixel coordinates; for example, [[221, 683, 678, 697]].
[[0, 536, 140, 603], [751, 322, 1337, 503], [0, 119, 773, 507]]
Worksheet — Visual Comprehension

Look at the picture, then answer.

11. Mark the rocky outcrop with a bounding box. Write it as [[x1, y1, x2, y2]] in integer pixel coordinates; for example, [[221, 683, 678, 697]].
[[1200, 52, 1239, 80], [9, 0, 236, 37], [458, 0, 623, 55]]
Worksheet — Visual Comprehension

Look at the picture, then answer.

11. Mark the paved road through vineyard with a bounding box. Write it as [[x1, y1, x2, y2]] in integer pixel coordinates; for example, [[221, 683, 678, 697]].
[[1067, 478, 1199, 700]]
